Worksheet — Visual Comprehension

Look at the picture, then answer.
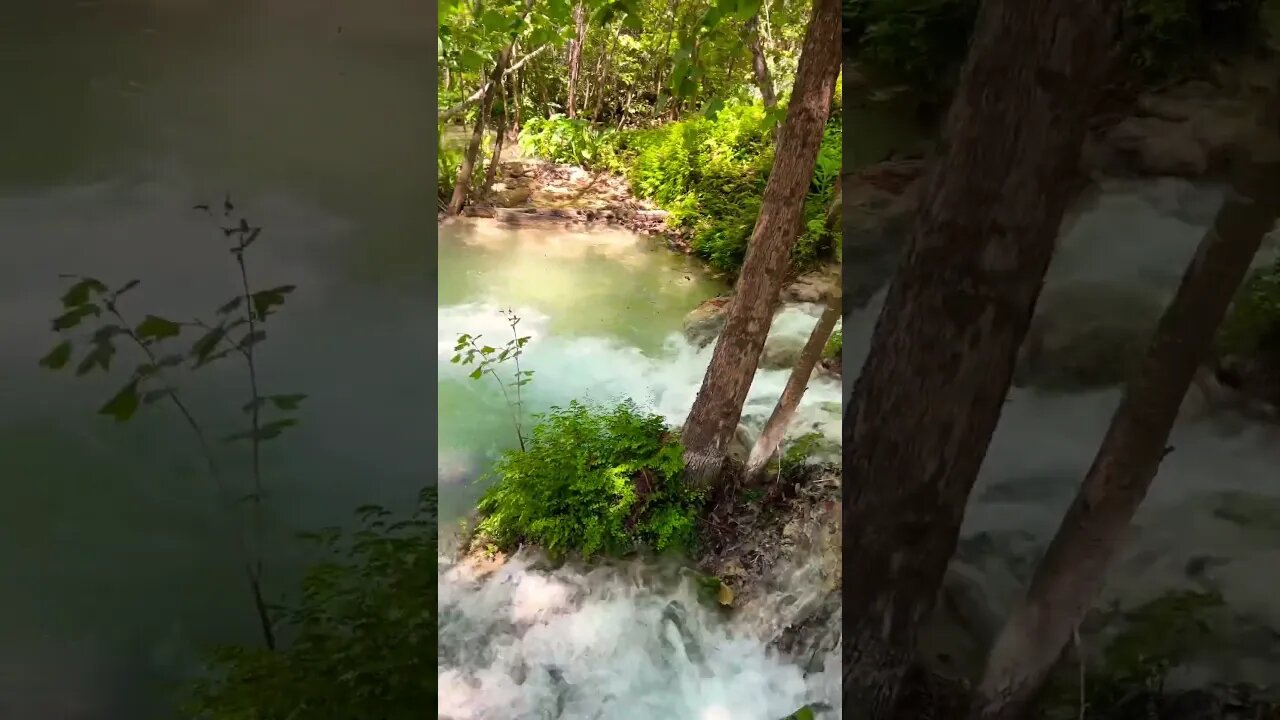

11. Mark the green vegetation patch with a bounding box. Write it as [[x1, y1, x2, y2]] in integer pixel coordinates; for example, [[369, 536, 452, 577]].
[[183, 489, 438, 720], [518, 102, 842, 275], [475, 399, 703, 559]]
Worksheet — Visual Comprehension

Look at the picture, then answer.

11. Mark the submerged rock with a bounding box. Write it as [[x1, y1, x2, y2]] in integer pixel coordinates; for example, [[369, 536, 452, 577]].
[[1015, 282, 1165, 391]]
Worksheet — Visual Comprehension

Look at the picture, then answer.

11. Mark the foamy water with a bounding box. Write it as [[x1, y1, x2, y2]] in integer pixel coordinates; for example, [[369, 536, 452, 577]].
[[437, 299, 843, 720], [438, 555, 840, 720]]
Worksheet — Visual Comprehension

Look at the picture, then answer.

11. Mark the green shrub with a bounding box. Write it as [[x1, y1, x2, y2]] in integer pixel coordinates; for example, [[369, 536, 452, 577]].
[[1218, 259, 1280, 356], [516, 103, 841, 274], [182, 489, 437, 720], [475, 400, 701, 559], [823, 328, 842, 360]]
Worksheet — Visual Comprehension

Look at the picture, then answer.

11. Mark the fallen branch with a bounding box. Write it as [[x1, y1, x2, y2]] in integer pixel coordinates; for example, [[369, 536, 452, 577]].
[[439, 44, 550, 121]]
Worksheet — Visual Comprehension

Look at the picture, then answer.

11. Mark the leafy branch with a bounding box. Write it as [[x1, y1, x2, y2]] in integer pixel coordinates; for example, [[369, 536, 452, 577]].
[[451, 308, 534, 451], [39, 196, 306, 650]]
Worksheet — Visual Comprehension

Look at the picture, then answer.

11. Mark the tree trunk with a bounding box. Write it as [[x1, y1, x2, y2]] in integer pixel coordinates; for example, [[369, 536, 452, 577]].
[[593, 33, 617, 121], [482, 77, 509, 196], [745, 294, 841, 483], [512, 58, 523, 139], [969, 125, 1280, 720], [840, 0, 1122, 715], [567, 3, 587, 118], [680, 0, 841, 488], [745, 13, 777, 109], [448, 47, 511, 215]]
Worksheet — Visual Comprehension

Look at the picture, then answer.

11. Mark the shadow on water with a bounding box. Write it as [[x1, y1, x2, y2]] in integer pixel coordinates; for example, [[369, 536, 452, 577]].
[[0, 1, 431, 717]]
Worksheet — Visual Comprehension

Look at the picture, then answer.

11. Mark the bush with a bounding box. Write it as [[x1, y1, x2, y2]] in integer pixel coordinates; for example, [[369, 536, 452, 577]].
[[823, 328, 842, 361], [183, 489, 437, 720], [517, 104, 841, 274], [474, 400, 702, 559], [1218, 259, 1280, 356]]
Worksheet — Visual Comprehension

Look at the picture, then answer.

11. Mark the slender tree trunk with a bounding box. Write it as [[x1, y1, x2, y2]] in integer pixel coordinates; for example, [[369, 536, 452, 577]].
[[482, 78, 509, 196], [593, 33, 617, 121], [841, 0, 1122, 715], [654, 0, 681, 115], [681, 0, 841, 488], [745, 13, 777, 109], [567, 3, 587, 118], [969, 126, 1280, 720], [745, 294, 841, 483], [512, 58, 523, 139], [448, 47, 511, 215]]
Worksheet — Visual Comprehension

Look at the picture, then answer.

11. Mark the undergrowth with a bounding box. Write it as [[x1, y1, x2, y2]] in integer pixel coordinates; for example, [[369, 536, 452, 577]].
[[518, 102, 842, 275], [474, 400, 703, 559], [1218, 257, 1280, 357], [183, 488, 437, 720]]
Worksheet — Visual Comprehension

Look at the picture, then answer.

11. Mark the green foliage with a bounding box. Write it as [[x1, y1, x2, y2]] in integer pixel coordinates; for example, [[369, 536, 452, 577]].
[[846, 0, 1265, 103], [780, 431, 824, 474], [182, 489, 438, 720], [474, 400, 702, 559], [1217, 256, 1280, 357], [519, 102, 841, 274], [1039, 590, 1226, 718], [847, 0, 979, 99], [518, 115, 612, 167], [822, 328, 842, 360], [451, 309, 534, 449]]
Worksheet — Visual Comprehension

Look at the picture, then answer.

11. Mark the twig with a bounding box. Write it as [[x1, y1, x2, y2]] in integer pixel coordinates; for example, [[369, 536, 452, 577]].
[[439, 44, 551, 120]]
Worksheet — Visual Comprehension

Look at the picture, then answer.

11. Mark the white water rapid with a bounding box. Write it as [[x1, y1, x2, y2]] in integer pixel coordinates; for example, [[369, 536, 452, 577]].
[[437, 255, 844, 719]]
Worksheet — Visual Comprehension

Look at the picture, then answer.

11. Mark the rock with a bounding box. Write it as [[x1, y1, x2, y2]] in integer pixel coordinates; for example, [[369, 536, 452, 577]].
[[843, 160, 926, 308], [759, 332, 805, 371], [1086, 82, 1262, 178], [1015, 282, 1165, 391], [491, 186, 532, 208], [782, 265, 840, 305], [682, 295, 731, 348]]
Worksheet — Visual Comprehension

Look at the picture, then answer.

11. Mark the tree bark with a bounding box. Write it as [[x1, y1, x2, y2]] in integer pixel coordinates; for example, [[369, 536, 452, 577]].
[[447, 47, 511, 215], [969, 123, 1280, 720], [567, 3, 587, 118], [745, 294, 841, 483], [592, 33, 617, 121], [482, 75, 509, 196], [680, 0, 841, 488], [840, 0, 1122, 716], [745, 13, 777, 109]]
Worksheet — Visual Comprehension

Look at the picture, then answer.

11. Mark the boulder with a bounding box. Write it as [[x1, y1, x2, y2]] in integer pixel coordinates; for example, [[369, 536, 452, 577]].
[[682, 295, 731, 348], [782, 265, 840, 305], [1085, 82, 1262, 179], [1015, 283, 1166, 391]]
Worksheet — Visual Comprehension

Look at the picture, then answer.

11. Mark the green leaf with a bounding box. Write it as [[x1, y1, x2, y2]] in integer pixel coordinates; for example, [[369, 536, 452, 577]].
[[238, 330, 266, 350], [269, 393, 307, 410], [76, 342, 115, 376], [136, 315, 182, 342], [38, 340, 73, 370], [52, 304, 100, 331], [190, 325, 227, 366], [250, 285, 296, 319], [98, 381, 141, 422], [61, 278, 107, 308], [216, 296, 243, 315], [115, 279, 141, 297], [469, 368, 483, 379], [224, 418, 298, 443]]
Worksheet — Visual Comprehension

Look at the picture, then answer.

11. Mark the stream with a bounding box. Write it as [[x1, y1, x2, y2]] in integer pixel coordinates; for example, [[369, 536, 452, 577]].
[[436, 218, 845, 719]]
